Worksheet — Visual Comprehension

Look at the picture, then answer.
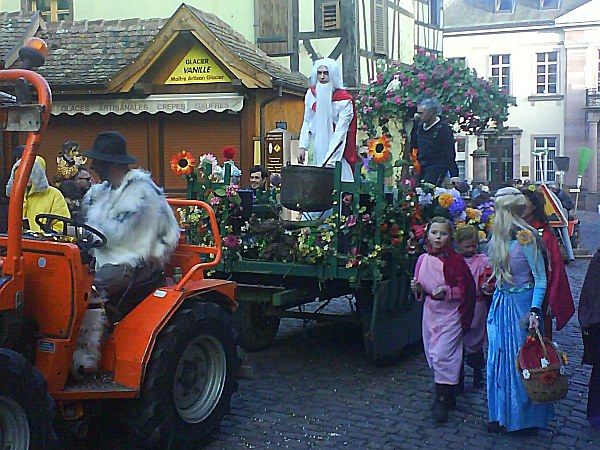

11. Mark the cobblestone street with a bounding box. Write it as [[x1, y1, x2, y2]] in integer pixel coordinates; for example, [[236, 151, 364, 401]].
[[82, 213, 600, 449]]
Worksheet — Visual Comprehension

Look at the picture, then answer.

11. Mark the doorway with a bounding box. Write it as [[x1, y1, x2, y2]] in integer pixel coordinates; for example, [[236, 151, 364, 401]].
[[486, 137, 514, 188]]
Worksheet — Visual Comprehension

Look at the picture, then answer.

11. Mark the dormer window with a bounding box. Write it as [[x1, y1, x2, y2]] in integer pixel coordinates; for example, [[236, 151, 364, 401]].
[[23, 0, 73, 22], [539, 0, 560, 9], [495, 0, 514, 13]]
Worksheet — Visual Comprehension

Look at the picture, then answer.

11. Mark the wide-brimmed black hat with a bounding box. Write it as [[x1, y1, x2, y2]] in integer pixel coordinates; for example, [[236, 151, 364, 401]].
[[81, 131, 138, 165]]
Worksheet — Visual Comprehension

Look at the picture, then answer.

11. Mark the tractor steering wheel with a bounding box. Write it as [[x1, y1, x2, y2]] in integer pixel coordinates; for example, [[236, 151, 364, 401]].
[[35, 213, 107, 250]]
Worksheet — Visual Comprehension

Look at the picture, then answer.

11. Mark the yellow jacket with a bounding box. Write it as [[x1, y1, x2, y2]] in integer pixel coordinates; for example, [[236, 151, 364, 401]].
[[6, 156, 70, 232]]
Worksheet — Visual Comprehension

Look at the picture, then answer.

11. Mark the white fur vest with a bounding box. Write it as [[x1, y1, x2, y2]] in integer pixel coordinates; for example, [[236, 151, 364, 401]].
[[82, 169, 180, 269]]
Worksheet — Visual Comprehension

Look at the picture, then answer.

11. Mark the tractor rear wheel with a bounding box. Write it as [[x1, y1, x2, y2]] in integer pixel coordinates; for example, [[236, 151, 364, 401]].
[[125, 301, 237, 448], [0, 349, 56, 450]]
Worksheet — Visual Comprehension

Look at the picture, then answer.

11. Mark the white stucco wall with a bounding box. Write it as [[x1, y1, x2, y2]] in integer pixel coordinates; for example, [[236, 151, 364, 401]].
[[444, 28, 566, 181]]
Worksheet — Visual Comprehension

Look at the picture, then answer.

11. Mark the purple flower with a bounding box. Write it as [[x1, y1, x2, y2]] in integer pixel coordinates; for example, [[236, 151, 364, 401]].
[[448, 197, 466, 217], [223, 234, 241, 248], [346, 215, 357, 228], [418, 73, 428, 81], [418, 193, 433, 206], [209, 196, 220, 206], [481, 209, 494, 223]]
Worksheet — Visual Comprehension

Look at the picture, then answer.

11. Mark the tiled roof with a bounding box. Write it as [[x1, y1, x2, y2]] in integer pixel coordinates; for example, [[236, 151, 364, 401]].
[[186, 5, 307, 90], [11, 4, 308, 91], [37, 18, 167, 86], [444, 0, 592, 31], [0, 11, 37, 65]]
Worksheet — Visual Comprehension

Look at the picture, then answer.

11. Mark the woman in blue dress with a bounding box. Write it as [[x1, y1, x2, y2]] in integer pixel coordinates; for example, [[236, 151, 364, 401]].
[[486, 187, 553, 433]]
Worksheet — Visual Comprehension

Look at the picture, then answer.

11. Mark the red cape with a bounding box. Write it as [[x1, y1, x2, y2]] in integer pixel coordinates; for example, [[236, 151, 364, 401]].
[[426, 244, 477, 331], [531, 220, 575, 331], [309, 86, 358, 170]]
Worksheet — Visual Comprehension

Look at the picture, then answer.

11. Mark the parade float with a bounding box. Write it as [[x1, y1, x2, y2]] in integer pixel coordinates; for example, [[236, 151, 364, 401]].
[[170, 51, 512, 365]]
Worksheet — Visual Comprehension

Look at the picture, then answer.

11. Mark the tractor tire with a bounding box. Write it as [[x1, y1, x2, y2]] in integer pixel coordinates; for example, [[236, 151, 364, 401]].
[[233, 301, 280, 352], [125, 301, 238, 449], [0, 349, 56, 450]]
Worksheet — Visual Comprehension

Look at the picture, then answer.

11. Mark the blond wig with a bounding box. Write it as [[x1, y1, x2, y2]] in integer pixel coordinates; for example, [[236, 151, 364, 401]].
[[487, 187, 541, 285]]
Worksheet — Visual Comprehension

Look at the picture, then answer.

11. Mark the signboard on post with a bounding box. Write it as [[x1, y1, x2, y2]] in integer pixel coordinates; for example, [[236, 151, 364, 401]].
[[264, 129, 290, 177]]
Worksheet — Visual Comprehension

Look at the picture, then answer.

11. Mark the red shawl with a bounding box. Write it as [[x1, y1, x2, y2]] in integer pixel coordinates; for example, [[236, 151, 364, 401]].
[[530, 219, 575, 331], [427, 244, 477, 331], [309, 86, 358, 170]]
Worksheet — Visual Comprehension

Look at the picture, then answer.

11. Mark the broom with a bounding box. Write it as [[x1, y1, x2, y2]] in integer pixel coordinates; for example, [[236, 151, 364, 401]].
[[574, 146, 594, 216]]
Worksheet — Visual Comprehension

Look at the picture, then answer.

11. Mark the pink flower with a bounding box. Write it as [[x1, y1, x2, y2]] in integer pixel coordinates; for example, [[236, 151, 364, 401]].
[[346, 215, 357, 227], [418, 73, 428, 81], [226, 185, 239, 198], [374, 102, 381, 108], [407, 99, 414, 107], [362, 214, 371, 223], [223, 234, 240, 248], [343, 194, 353, 204], [425, 88, 432, 94], [420, 82, 426, 89], [395, 96, 402, 104], [209, 196, 220, 206], [443, 80, 449, 88]]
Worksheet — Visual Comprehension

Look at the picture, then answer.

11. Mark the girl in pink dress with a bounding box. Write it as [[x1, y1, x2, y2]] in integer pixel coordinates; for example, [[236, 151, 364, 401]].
[[456, 225, 494, 389], [411, 217, 476, 424]]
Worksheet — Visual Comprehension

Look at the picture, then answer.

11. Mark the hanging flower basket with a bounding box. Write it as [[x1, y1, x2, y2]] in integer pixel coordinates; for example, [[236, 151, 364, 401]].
[[516, 324, 568, 403]]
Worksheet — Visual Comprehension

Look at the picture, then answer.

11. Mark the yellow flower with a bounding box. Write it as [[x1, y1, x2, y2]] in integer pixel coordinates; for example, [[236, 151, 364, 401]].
[[367, 135, 392, 164], [562, 352, 568, 365], [438, 192, 455, 208], [170, 150, 195, 176], [466, 208, 481, 220], [478, 230, 487, 242], [516, 229, 533, 245]]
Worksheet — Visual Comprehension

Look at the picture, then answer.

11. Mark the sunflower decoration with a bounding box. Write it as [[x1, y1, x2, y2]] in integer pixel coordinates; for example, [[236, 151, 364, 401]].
[[516, 229, 533, 245], [170, 150, 195, 176], [367, 135, 392, 164]]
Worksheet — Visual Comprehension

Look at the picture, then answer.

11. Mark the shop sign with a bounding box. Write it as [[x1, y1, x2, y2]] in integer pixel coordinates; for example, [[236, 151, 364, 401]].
[[165, 45, 231, 85], [53, 94, 244, 116], [265, 131, 284, 176]]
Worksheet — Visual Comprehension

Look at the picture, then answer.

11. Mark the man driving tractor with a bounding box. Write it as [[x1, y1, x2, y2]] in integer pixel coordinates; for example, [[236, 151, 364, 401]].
[[72, 130, 180, 372]]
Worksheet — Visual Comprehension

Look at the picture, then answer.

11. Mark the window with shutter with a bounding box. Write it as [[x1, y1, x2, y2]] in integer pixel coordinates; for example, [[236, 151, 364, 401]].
[[372, 0, 388, 56], [322, 1, 341, 30]]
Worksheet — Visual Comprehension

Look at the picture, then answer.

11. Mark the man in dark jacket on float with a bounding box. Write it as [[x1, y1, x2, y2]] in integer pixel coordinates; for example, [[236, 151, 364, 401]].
[[410, 97, 459, 186]]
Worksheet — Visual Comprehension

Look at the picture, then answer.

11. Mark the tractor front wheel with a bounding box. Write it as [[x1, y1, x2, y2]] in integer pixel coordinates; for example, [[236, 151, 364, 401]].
[[125, 301, 237, 448], [0, 349, 56, 450]]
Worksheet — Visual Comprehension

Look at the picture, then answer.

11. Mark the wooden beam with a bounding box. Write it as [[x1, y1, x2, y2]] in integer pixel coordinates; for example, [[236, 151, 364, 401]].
[[340, 0, 358, 87], [291, 0, 300, 72]]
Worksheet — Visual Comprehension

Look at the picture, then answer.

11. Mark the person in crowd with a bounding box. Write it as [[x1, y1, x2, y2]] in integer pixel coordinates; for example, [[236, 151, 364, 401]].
[[411, 217, 476, 424], [547, 181, 574, 214], [72, 131, 180, 373], [222, 146, 242, 185], [486, 187, 553, 434], [578, 250, 600, 431], [58, 179, 84, 223], [455, 225, 494, 389], [12, 145, 24, 165], [298, 58, 358, 182], [6, 155, 70, 232], [410, 97, 459, 186], [512, 179, 523, 189], [521, 188, 574, 339], [74, 167, 93, 195], [249, 165, 268, 192]]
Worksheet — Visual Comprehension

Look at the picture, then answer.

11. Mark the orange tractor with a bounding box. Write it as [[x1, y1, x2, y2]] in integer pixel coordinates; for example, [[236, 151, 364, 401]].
[[0, 39, 238, 449]]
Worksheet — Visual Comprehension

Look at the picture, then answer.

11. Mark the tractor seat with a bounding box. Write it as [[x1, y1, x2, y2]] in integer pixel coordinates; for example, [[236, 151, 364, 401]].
[[106, 268, 166, 323]]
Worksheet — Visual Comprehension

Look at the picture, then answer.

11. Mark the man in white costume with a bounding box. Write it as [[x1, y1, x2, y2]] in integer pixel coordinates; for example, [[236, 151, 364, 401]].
[[298, 58, 357, 182]]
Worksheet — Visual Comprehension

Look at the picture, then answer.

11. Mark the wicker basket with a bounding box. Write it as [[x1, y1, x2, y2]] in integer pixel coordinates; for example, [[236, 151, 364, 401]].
[[516, 325, 568, 404]]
